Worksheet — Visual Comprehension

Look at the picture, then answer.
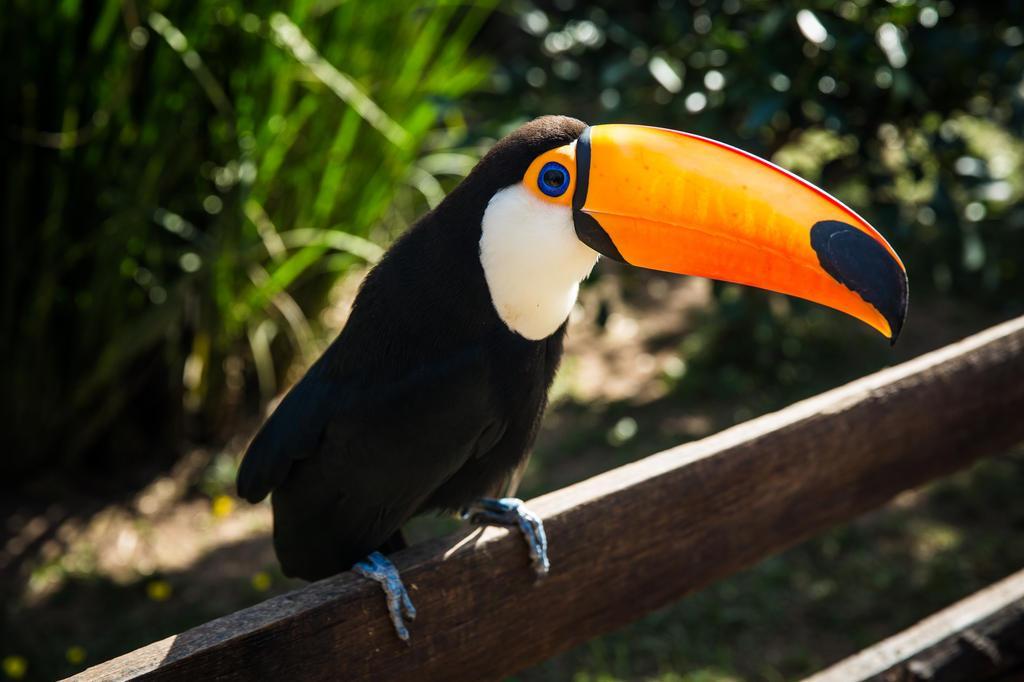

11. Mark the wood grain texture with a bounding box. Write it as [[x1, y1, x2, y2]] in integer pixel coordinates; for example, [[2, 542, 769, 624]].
[[69, 316, 1024, 682], [805, 568, 1024, 682]]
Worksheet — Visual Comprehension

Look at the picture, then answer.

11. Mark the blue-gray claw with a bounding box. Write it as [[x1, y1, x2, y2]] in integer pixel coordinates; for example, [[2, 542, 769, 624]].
[[352, 551, 416, 642], [462, 497, 550, 578]]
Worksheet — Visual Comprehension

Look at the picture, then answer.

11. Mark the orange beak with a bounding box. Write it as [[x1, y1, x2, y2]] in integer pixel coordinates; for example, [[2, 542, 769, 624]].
[[572, 125, 908, 341]]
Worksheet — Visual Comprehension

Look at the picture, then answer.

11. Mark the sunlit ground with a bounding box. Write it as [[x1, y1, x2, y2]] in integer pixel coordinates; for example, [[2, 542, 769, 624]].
[[3, 268, 1020, 681]]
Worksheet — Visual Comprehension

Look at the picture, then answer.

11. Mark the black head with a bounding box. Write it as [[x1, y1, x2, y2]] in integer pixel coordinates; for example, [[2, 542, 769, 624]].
[[438, 116, 588, 222]]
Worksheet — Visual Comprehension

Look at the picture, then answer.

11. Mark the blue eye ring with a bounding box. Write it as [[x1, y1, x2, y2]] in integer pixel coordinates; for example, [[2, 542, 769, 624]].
[[537, 161, 570, 197]]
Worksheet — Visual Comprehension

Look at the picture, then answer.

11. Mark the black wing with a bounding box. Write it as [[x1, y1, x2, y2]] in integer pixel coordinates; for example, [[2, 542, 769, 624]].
[[239, 343, 506, 580], [236, 358, 343, 504]]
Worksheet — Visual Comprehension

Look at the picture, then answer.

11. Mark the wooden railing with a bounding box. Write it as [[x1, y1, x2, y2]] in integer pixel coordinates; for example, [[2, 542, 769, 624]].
[[70, 316, 1024, 682], [808, 567, 1024, 681]]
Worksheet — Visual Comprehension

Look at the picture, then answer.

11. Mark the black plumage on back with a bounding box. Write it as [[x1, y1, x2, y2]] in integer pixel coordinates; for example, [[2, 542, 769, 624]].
[[237, 116, 587, 580]]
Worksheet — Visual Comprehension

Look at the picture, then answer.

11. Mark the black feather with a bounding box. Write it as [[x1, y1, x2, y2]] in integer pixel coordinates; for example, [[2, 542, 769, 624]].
[[236, 116, 588, 580], [236, 360, 339, 503]]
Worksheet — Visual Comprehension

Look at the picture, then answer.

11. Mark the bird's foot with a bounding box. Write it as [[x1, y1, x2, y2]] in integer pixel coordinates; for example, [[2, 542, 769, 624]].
[[461, 497, 549, 578], [352, 551, 416, 642]]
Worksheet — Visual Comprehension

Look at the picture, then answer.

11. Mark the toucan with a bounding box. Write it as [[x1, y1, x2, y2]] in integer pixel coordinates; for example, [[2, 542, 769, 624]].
[[237, 116, 907, 641]]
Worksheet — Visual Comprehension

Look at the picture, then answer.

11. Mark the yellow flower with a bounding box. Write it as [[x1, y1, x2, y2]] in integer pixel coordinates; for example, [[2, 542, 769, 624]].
[[146, 579, 172, 602], [211, 494, 235, 518], [2, 655, 27, 680], [251, 571, 271, 592], [66, 646, 87, 665]]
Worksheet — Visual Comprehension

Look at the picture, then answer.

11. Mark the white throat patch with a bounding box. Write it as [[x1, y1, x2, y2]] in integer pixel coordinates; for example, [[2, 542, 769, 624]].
[[479, 184, 598, 340]]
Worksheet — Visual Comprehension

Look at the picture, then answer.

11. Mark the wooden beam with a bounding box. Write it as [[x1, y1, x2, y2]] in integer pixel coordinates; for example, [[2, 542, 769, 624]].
[[69, 316, 1024, 682], [805, 568, 1024, 682]]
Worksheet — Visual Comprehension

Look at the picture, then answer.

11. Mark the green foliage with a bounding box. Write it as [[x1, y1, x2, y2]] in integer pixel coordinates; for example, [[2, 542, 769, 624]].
[[1, 1, 493, 480]]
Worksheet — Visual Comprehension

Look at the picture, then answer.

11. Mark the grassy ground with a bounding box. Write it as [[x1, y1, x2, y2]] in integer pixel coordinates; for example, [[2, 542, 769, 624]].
[[2, 267, 1020, 681], [520, 450, 1024, 682]]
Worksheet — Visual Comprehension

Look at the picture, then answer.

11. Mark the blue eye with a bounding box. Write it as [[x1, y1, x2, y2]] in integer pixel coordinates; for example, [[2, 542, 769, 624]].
[[538, 161, 570, 197]]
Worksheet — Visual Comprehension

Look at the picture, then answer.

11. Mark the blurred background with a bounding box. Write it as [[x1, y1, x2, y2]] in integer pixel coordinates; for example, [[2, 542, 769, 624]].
[[2, 0, 1024, 679]]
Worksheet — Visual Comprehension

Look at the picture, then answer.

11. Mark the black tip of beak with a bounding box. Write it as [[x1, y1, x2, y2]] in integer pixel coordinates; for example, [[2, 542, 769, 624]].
[[810, 220, 909, 344]]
